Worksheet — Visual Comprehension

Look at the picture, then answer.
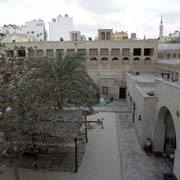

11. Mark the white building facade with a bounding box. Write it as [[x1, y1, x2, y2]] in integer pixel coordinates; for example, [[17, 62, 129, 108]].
[[24, 20, 46, 41], [1, 20, 46, 42], [49, 14, 74, 41]]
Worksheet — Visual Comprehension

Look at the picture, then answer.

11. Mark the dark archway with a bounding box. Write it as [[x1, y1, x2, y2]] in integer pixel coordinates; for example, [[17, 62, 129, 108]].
[[153, 106, 176, 168]]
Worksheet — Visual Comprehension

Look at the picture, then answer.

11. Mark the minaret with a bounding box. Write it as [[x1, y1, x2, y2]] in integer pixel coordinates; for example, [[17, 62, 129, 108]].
[[159, 16, 164, 38]]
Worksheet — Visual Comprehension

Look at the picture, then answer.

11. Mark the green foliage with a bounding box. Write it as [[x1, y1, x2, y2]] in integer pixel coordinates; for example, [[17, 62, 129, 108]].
[[0, 52, 98, 172]]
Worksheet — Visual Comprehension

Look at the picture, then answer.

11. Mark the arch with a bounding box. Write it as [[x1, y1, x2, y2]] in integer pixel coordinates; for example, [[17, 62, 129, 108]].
[[112, 57, 118, 60], [167, 53, 171, 60], [144, 57, 151, 61], [172, 53, 177, 59], [134, 57, 140, 61], [123, 57, 129, 61], [101, 57, 108, 60], [153, 106, 176, 168], [90, 57, 97, 61], [158, 53, 163, 59], [178, 53, 180, 59]]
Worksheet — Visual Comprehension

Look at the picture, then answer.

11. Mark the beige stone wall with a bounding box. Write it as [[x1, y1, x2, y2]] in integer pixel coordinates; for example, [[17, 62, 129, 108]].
[[88, 70, 126, 100], [3, 39, 158, 99], [154, 79, 180, 179], [4, 39, 158, 72]]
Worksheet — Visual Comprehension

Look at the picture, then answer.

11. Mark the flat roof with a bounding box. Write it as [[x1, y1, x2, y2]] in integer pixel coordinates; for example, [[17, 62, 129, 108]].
[[128, 72, 161, 83], [159, 43, 180, 50], [135, 84, 156, 97], [158, 59, 180, 65]]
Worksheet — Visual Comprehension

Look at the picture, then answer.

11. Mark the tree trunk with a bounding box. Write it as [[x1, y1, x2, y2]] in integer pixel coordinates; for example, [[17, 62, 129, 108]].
[[14, 164, 20, 180]]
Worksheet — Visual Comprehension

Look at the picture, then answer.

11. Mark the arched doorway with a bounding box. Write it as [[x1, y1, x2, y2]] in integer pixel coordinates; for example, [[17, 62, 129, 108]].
[[153, 106, 176, 169]]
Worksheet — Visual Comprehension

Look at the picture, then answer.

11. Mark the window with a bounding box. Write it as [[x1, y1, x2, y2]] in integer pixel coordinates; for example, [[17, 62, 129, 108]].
[[175, 72, 179, 81], [167, 53, 171, 60], [77, 49, 86, 56], [102, 87, 108, 95], [36, 49, 43, 57], [37, 34, 39, 37], [133, 48, 141, 56], [28, 49, 35, 57], [100, 49, 108, 56], [122, 48, 130, 56], [67, 49, 75, 56], [144, 48, 154, 56], [56, 49, 64, 57], [31, 31, 34, 34], [178, 54, 180, 59], [6, 50, 14, 57], [111, 48, 120, 56], [46, 49, 54, 57], [158, 53, 163, 59], [106, 32, 111, 40], [89, 49, 98, 56], [101, 32, 105, 40], [173, 53, 177, 59], [17, 49, 26, 57]]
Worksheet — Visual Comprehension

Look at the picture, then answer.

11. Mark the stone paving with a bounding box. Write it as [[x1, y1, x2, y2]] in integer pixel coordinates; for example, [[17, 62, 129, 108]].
[[116, 111, 171, 180], [0, 100, 172, 180], [0, 112, 122, 180], [94, 100, 129, 112]]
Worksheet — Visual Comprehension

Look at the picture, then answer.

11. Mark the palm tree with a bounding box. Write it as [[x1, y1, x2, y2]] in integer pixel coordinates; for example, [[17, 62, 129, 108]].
[[51, 53, 98, 109], [26, 53, 98, 109]]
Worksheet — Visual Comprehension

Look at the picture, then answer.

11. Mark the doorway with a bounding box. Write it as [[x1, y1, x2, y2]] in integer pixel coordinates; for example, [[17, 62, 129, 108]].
[[153, 106, 176, 170], [119, 87, 126, 99]]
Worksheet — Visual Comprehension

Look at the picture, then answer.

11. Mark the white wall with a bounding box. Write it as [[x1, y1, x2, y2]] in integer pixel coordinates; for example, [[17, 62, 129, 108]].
[[1, 20, 46, 42], [25, 20, 46, 41], [49, 15, 74, 41]]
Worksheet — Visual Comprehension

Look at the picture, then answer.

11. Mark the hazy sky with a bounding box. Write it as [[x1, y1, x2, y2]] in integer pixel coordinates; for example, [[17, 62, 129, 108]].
[[0, 0, 180, 38]]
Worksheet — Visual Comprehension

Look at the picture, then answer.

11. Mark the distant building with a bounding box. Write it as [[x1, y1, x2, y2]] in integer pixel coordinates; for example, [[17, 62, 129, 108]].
[[98, 29, 113, 40], [1, 20, 47, 42], [49, 14, 74, 41], [2, 24, 23, 35], [159, 17, 180, 43], [169, 30, 180, 38], [24, 20, 47, 41], [112, 31, 128, 40], [1, 33, 36, 43], [131, 33, 137, 40], [70, 31, 86, 41]]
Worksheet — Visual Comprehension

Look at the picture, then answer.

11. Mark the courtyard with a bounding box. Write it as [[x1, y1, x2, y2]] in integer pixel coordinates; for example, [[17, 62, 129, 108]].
[[1, 101, 171, 180]]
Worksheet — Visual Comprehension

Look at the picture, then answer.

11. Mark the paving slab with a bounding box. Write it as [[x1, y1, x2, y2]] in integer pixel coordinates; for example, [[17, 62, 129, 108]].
[[116, 112, 172, 180]]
